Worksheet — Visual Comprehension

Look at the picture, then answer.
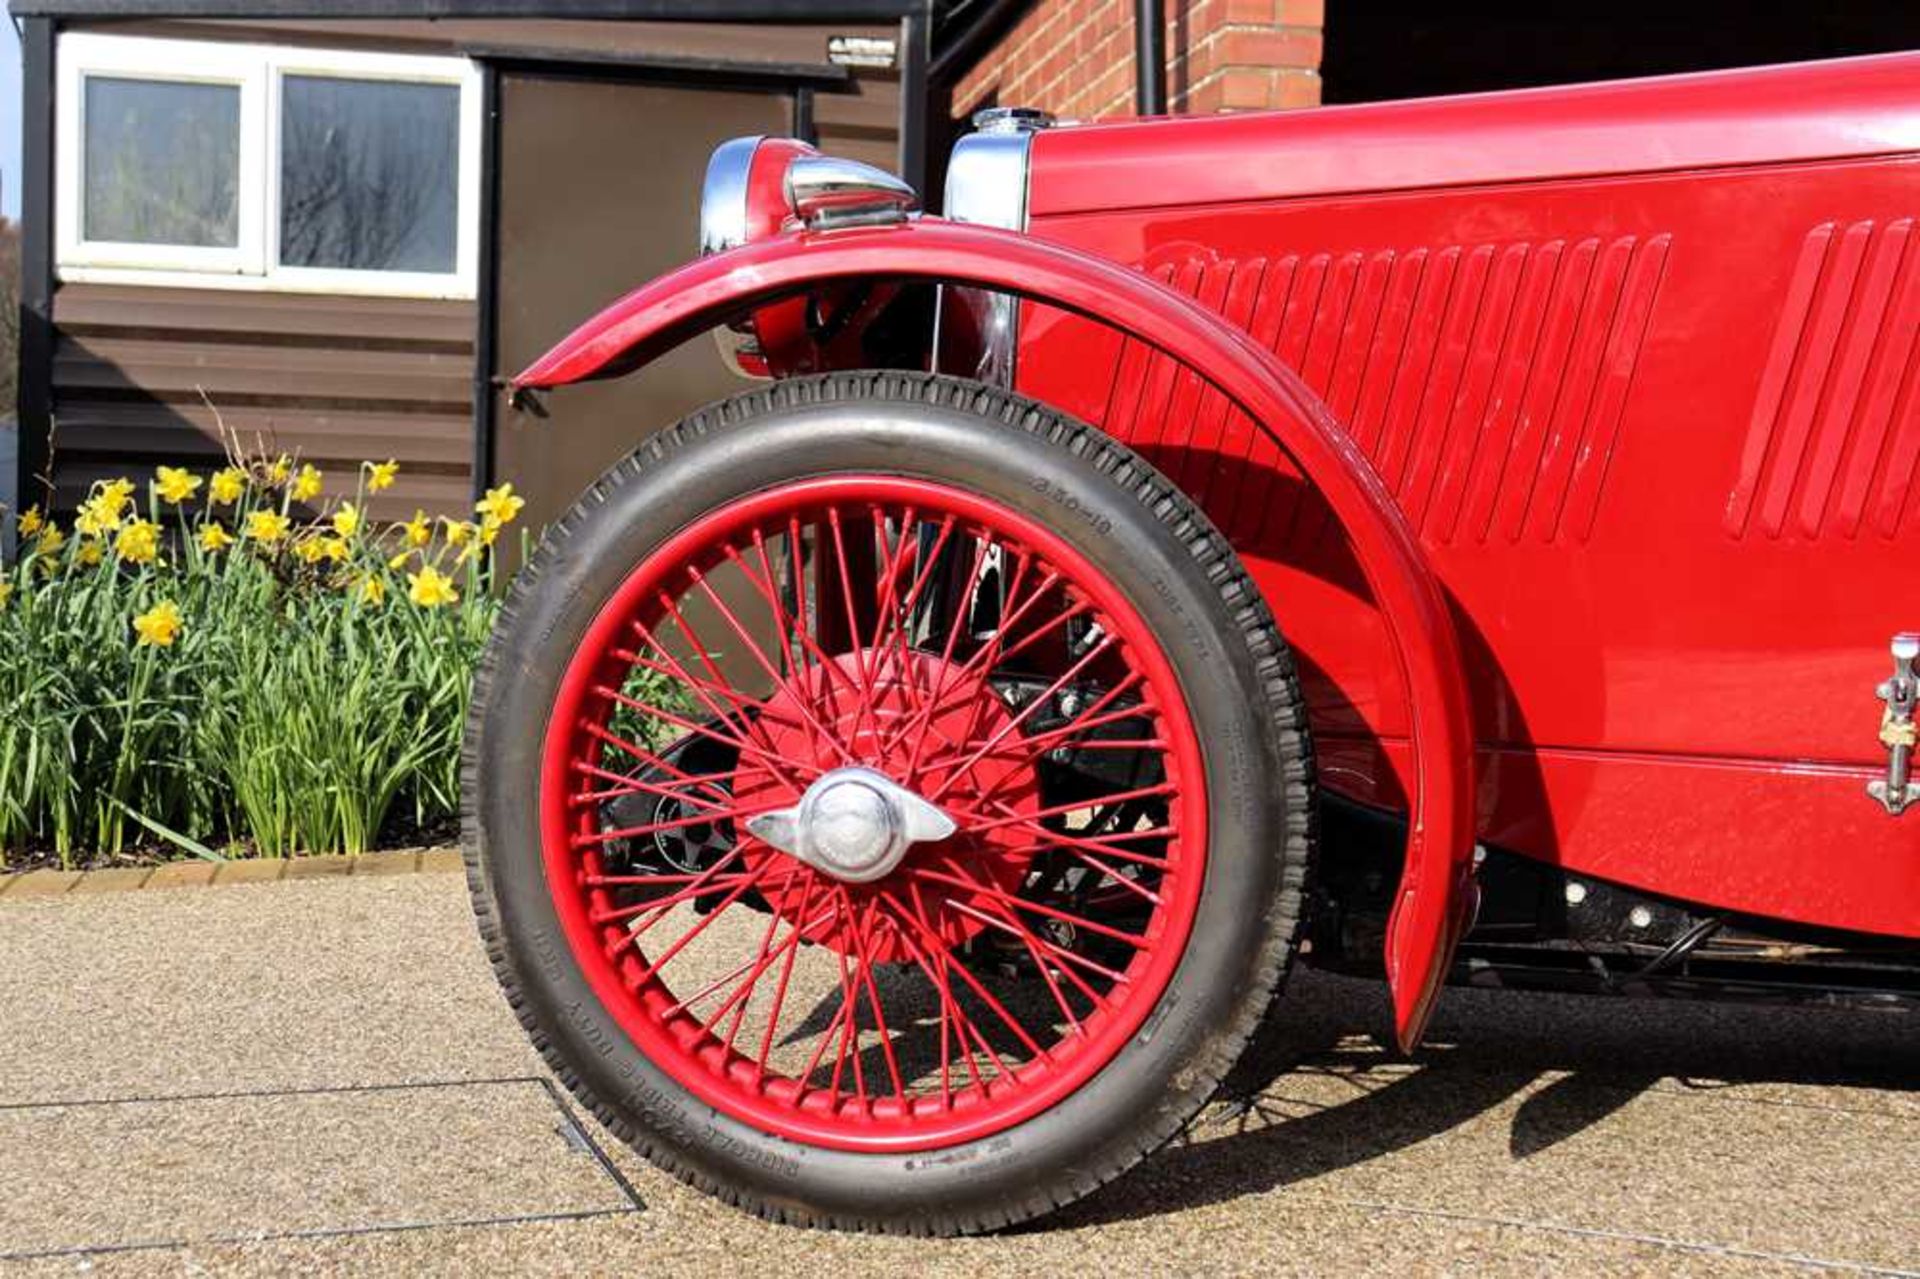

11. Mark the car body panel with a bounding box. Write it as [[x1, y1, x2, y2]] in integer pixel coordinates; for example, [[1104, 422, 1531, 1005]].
[[1016, 59, 1920, 941], [511, 217, 1478, 1048], [1029, 51, 1920, 215]]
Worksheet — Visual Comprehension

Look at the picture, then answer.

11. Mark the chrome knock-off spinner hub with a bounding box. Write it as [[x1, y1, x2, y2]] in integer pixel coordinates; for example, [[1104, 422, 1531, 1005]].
[[745, 766, 957, 883]]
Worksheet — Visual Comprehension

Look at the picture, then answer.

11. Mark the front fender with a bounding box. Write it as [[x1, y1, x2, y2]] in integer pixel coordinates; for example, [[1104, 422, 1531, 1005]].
[[514, 218, 1476, 1051]]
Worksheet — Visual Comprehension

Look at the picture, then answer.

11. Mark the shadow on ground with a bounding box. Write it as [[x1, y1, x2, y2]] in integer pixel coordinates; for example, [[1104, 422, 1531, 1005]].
[[1040, 968, 1918, 1231]]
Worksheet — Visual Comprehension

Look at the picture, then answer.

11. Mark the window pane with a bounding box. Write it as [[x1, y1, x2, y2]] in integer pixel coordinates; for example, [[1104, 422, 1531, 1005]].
[[83, 76, 241, 247], [279, 75, 460, 274]]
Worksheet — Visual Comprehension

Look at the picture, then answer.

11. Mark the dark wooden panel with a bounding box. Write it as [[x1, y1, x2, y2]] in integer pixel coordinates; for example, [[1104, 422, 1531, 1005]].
[[493, 72, 791, 538], [56, 337, 472, 407], [49, 281, 478, 516], [815, 133, 898, 175], [814, 72, 900, 140], [55, 404, 473, 468], [53, 285, 474, 347]]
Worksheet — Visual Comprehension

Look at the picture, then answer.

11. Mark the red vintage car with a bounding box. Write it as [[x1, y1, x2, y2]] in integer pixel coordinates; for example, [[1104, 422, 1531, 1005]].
[[466, 52, 1919, 1234]]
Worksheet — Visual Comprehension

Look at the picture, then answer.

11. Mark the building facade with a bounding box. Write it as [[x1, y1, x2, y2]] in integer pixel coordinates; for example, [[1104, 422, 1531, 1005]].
[[11, 0, 1920, 530]]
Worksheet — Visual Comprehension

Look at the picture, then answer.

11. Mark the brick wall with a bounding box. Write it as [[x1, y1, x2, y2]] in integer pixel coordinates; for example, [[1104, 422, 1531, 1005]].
[[951, 0, 1323, 123]]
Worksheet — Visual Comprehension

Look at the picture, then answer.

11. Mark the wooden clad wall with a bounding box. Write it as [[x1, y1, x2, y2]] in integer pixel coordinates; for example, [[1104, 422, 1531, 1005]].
[[815, 71, 902, 174], [50, 284, 474, 519], [42, 17, 908, 519]]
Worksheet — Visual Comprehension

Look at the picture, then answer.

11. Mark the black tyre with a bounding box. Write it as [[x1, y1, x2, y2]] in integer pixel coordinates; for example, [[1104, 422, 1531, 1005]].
[[463, 371, 1313, 1234]]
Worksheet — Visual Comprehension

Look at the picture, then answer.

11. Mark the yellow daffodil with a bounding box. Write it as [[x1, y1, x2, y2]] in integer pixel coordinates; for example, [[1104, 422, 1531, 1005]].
[[387, 550, 413, 570], [332, 504, 361, 538], [291, 464, 324, 503], [0, 581, 13, 609], [355, 575, 388, 606], [35, 524, 66, 556], [198, 524, 235, 553], [17, 506, 43, 537], [403, 510, 432, 547], [442, 518, 474, 547], [246, 510, 291, 545], [366, 459, 399, 492], [115, 519, 161, 565], [267, 456, 292, 485], [154, 466, 202, 504], [294, 537, 328, 564], [320, 536, 349, 563], [74, 540, 105, 567], [209, 467, 247, 505], [479, 516, 504, 547], [74, 506, 113, 538], [76, 480, 135, 537], [475, 482, 525, 527], [408, 566, 459, 608], [132, 600, 184, 648]]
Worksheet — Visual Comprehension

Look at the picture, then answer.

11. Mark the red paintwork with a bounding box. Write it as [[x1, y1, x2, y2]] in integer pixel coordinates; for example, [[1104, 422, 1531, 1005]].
[[513, 219, 1478, 1049], [542, 474, 1211, 1150], [1031, 52, 1920, 215], [1015, 53, 1920, 942]]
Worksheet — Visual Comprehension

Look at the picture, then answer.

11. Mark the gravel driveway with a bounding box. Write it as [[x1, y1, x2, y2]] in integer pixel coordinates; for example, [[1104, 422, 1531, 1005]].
[[0, 865, 1913, 1276]]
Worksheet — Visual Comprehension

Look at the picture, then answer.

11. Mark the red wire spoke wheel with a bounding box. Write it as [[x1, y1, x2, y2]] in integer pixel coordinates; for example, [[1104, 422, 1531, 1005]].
[[466, 373, 1313, 1234], [543, 474, 1205, 1150]]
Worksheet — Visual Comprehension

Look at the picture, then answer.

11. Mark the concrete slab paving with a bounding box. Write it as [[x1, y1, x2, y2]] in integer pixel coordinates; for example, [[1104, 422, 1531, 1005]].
[[1, 1080, 636, 1261], [0, 870, 1913, 1276]]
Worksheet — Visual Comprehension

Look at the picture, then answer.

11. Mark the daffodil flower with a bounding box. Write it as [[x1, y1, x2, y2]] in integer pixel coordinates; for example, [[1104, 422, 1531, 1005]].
[[246, 510, 291, 545], [132, 600, 184, 648], [115, 519, 161, 565], [356, 575, 388, 606], [403, 511, 432, 547], [35, 524, 66, 556], [408, 566, 460, 608], [17, 506, 43, 537], [209, 467, 247, 505], [76, 480, 135, 537], [0, 581, 14, 610], [268, 456, 293, 485], [442, 518, 475, 548], [475, 482, 526, 526], [291, 464, 324, 503], [332, 504, 361, 538], [198, 524, 235, 553], [366, 460, 400, 492], [154, 466, 202, 505], [74, 540, 105, 567]]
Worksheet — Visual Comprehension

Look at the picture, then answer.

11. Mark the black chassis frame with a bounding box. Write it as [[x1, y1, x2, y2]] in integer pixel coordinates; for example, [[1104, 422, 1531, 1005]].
[[1312, 795, 1920, 1012]]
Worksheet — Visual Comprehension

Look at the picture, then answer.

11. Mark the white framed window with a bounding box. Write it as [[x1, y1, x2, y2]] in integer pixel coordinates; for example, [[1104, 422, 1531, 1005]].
[[56, 34, 482, 299]]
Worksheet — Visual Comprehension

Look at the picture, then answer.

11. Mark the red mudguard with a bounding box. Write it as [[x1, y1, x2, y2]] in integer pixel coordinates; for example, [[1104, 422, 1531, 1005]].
[[514, 218, 1478, 1050]]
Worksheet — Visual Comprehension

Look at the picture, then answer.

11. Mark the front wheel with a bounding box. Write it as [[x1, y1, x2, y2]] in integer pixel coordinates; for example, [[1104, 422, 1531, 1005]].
[[463, 372, 1313, 1234]]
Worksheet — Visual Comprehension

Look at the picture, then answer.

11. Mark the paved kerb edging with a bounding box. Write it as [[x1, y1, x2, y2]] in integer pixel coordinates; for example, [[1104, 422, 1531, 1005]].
[[0, 848, 464, 901]]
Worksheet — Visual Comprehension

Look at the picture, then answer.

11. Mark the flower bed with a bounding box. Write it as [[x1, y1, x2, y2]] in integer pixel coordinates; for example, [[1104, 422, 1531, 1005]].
[[0, 458, 525, 867]]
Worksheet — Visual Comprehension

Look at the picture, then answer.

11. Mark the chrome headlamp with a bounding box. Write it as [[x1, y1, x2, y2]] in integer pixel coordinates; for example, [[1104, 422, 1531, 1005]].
[[698, 135, 919, 376], [940, 107, 1053, 387]]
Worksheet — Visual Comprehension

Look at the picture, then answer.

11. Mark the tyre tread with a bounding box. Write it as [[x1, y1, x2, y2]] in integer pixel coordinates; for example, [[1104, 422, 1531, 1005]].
[[461, 370, 1313, 1236]]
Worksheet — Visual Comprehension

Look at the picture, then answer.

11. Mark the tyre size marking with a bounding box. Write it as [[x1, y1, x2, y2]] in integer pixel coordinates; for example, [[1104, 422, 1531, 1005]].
[[1029, 476, 1115, 537]]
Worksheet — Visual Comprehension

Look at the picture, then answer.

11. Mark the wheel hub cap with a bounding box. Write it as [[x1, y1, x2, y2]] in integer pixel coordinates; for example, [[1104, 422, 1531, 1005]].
[[745, 765, 956, 883]]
